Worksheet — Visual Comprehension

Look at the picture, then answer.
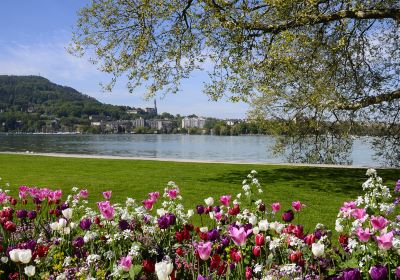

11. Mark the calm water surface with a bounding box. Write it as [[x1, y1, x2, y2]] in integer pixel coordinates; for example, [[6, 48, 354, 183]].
[[0, 134, 377, 166]]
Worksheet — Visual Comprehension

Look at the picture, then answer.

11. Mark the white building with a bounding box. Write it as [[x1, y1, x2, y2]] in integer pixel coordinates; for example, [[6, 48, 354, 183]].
[[181, 117, 206, 129]]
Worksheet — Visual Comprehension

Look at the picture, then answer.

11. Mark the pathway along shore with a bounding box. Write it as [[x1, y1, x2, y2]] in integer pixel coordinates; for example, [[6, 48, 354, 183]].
[[0, 151, 381, 169]]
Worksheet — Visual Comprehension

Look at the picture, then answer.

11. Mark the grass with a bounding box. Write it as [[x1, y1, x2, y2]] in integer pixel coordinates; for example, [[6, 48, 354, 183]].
[[0, 153, 399, 233]]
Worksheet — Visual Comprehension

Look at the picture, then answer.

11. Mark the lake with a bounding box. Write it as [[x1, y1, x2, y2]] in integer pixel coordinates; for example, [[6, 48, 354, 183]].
[[0, 134, 380, 166]]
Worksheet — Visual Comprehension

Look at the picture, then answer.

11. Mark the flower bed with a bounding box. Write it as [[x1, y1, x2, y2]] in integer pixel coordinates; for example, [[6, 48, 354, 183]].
[[0, 169, 399, 279]]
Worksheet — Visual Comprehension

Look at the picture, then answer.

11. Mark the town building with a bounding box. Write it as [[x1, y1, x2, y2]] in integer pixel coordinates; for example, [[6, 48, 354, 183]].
[[181, 117, 206, 129]]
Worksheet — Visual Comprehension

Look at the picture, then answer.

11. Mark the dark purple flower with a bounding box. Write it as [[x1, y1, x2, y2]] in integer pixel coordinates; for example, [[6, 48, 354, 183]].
[[208, 229, 220, 241], [196, 205, 205, 215], [27, 210, 37, 220], [395, 266, 400, 279], [72, 236, 84, 248], [314, 229, 324, 239], [79, 218, 92, 230], [166, 213, 176, 226], [119, 219, 130, 231], [369, 265, 387, 280], [230, 263, 236, 270], [16, 209, 28, 219], [221, 236, 230, 247], [342, 268, 361, 280], [60, 203, 69, 210], [282, 210, 294, 222], [394, 197, 400, 206], [213, 205, 221, 213], [243, 223, 253, 232]]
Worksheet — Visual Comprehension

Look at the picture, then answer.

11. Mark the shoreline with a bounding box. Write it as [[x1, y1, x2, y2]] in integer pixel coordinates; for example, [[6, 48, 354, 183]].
[[0, 151, 381, 169]]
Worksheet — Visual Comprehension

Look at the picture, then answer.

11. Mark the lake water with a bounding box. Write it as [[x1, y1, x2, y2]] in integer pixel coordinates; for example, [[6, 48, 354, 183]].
[[0, 134, 379, 166]]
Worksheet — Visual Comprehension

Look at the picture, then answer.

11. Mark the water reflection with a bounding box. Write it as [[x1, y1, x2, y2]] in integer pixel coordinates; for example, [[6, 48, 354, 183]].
[[0, 133, 378, 166]]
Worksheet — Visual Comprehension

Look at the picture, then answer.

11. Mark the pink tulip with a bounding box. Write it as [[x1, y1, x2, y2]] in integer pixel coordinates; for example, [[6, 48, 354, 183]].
[[219, 195, 231, 207], [97, 201, 115, 220], [79, 189, 89, 199], [356, 227, 371, 242], [370, 216, 388, 231], [292, 201, 304, 212], [167, 188, 179, 200], [376, 232, 393, 250], [271, 202, 281, 213], [340, 201, 356, 213], [148, 192, 160, 201], [352, 208, 366, 220], [119, 255, 132, 271], [229, 226, 252, 246], [143, 199, 155, 210], [194, 241, 212, 260], [214, 212, 222, 221], [102, 191, 112, 200]]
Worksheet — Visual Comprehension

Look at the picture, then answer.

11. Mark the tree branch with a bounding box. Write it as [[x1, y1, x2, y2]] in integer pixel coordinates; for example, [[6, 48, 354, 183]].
[[336, 89, 400, 110], [242, 8, 400, 34]]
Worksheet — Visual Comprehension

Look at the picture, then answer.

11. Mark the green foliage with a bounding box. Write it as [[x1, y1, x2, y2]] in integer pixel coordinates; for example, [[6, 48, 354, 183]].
[[0, 75, 128, 132]]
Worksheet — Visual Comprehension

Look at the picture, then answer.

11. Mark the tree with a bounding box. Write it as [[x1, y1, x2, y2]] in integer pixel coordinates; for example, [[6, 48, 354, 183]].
[[70, 0, 400, 165]]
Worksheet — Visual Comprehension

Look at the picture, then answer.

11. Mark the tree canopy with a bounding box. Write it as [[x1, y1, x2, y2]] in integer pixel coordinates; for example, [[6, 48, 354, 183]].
[[70, 0, 400, 165]]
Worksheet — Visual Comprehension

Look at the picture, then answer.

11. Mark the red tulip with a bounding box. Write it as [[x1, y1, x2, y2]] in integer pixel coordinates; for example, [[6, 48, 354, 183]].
[[255, 233, 265, 246], [252, 246, 261, 257]]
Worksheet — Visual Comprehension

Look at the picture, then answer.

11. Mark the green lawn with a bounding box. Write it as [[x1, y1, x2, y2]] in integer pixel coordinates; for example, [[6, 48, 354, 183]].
[[0, 153, 398, 232]]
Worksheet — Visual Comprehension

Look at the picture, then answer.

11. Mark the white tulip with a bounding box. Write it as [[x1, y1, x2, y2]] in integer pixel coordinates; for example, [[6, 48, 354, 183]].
[[69, 222, 77, 229], [187, 209, 194, 218], [249, 215, 257, 225], [0, 256, 8, 263], [258, 220, 269, 231], [58, 218, 67, 228], [199, 227, 208, 233], [204, 197, 214, 206], [312, 243, 325, 258], [155, 260, 173, 280], [18, 249, 32, 264], [50, 222, 60, 231], [157, 208, 167, 216], [252, 226, 260, 235], [62, 208, 73, 220], [24, 265, 36, 276], [9, 249, 20, 262]]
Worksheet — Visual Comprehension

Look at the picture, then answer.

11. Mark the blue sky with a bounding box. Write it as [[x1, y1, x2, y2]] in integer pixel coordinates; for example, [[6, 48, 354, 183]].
[[0, 1, 248, 118]]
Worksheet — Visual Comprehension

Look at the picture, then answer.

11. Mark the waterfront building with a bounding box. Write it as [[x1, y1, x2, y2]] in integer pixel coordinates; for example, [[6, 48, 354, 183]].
[[181, 117, 206, 129]]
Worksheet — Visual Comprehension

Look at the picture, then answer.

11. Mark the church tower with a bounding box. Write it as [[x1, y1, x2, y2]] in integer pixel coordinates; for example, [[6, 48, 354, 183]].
[[154, 99, 158, 115]]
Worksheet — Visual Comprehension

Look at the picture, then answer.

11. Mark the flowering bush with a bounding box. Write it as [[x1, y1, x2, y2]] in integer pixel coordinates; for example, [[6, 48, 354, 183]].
[[0, 169, 399, 279]]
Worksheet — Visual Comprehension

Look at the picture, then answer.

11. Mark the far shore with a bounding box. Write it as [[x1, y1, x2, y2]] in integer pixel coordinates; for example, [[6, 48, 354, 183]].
[[0, 151, 382, 169]]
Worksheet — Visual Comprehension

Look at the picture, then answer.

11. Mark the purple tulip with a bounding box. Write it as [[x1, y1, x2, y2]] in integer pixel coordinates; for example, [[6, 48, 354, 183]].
[[119, 219, 130, 231], [72, 236, 84, 248], [196, 205, 205, 215], [208, 229, 220, 241], [369, 265, 387, 280], [27, 210, 37, 220], [395, 266, 400, 279], [342, 268, 361, 280], [314, 229, 323, 239], [213, 206, 221, 213], [166, 213, 176, 226], [16, 209, 28, 219], [79, 218, 92, 230], [282, 210, 294, 222], [221, 236, 230, 247]]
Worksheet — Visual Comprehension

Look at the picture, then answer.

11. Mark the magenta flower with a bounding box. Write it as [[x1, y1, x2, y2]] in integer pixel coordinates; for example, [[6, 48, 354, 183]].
[[143, 199, 155, 210], [356, 227, 371, 242], [376, 231, 393, 250], [119, 255, 132, 271], [97, 201, 115, 220], [352, 208, 366, 220], [148, 192, 160, 201], [271, 202, 281, 213], [370, 216, 388, 231], [79, 189, 89, 199], [102, 191, 112, 200], [194, 241, 213, 260], [229, 226, 252, 246], [292, 201, 304, 212], [340, 201, 356, 213], [167, 188, 179, 200], [219, 195, 231, 207]]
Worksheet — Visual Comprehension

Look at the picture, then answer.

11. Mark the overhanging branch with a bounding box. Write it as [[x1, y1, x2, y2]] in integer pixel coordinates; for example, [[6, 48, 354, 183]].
[[336, 89, 400, 110], [242, 8, 400, 34]]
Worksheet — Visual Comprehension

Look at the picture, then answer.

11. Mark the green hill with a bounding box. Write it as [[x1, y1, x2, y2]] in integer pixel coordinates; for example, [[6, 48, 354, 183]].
[[0, 75, 129, 132]]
